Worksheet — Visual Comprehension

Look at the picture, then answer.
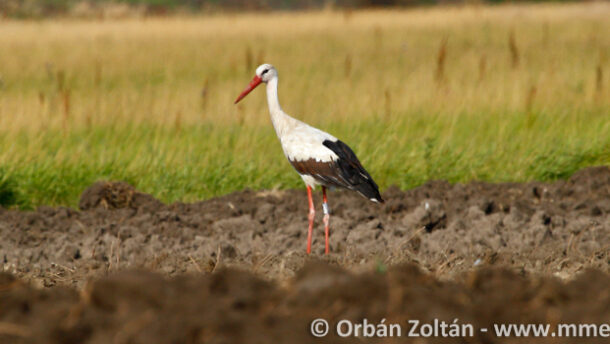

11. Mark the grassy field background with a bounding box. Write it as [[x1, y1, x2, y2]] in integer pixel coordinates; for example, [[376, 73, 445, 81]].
[[0, 3, 608, 208]]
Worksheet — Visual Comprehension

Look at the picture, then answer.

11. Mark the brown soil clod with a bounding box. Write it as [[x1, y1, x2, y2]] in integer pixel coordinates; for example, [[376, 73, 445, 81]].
[[79, 181, 163, 211]]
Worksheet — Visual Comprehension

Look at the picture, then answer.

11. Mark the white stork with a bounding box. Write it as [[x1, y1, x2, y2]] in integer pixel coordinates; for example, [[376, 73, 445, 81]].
[[234, 64, 383, 255]]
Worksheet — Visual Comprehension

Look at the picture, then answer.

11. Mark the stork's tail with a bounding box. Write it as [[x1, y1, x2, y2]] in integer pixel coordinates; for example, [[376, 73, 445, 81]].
[[354, 179, 384, 203]]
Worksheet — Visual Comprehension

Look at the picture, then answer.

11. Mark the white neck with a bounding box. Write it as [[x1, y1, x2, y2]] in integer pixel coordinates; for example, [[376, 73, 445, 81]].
[[266, 76, 294, 138]]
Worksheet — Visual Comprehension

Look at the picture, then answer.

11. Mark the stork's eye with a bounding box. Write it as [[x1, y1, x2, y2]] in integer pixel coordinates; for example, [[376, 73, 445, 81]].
[[261, 69, 269, 75]]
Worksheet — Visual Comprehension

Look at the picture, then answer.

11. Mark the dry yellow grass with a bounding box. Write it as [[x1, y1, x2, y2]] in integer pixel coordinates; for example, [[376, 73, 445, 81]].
[[0, 3, 608, 130]]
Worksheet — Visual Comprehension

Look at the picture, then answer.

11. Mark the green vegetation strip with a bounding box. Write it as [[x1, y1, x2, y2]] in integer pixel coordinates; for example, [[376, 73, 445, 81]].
[[1, 108, 608, 209]]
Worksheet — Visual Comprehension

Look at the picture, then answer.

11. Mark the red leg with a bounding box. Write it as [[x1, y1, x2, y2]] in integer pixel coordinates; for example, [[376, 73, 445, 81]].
[[306, 186, 315, 254], [322, 186, 330, 255]]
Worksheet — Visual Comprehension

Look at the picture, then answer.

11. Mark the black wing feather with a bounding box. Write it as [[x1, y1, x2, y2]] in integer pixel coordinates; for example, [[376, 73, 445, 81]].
[[322, 140, 383, 203]]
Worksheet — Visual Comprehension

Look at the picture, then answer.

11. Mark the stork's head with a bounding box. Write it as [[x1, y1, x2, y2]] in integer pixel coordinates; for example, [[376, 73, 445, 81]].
[[256, 63, 277, 83], [234, 63, 277, 104]]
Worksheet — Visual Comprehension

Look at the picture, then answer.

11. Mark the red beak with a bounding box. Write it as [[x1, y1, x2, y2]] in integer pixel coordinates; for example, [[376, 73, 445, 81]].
[[234, 75, 262, 104]]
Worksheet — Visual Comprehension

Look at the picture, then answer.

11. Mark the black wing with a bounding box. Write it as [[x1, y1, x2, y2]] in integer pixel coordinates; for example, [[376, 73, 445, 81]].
[[321, 139, 383, 203]]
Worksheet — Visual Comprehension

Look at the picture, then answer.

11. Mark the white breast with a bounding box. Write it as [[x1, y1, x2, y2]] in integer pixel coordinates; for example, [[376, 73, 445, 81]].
[[280, 123, 339, 163]]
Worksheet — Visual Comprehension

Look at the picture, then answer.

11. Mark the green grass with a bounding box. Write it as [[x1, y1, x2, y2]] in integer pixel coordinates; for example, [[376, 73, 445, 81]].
[[1, 107, 608, 209], [0, 4, 609, 208]]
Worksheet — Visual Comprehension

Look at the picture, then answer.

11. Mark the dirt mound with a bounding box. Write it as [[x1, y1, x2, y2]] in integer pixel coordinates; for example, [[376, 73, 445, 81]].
[[0, 166, 608, 342], [78, 181, 163, 211], [1, 263, 609, 343], [0, 167, 608, 288]]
